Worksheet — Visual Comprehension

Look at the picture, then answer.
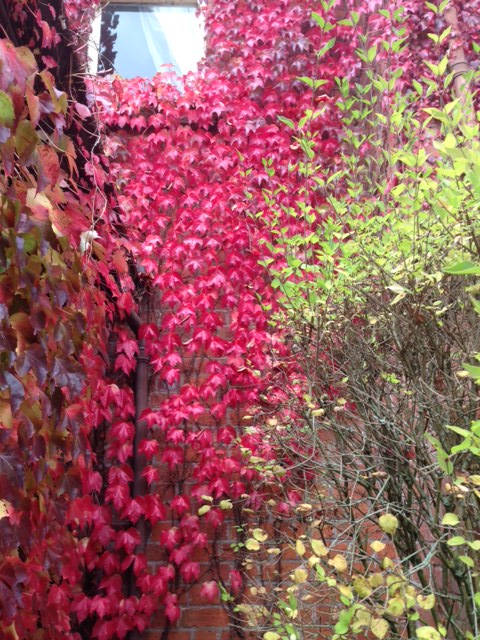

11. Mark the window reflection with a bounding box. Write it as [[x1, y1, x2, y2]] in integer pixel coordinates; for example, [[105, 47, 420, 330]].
[[98, 4, 204, 78]]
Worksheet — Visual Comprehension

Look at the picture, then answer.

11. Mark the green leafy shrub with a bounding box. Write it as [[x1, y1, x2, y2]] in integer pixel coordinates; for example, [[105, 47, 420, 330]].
[[242, 5, 480, 640]]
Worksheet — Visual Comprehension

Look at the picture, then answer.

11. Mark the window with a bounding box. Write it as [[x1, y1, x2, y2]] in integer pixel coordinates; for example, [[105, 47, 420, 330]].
[[89, 1, 204, 78]]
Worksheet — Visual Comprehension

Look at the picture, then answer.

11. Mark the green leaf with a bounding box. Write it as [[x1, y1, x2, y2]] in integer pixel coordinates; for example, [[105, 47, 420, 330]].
[[311, 11, 325, 29], [459, 555, 474, 568], [446, 536, 465, 547], [367, 45, 377, 63], [441, 512, 459, 526], [277, 115, 296, 130], [334, 608, 354, 635], [446, 424, 472, 438], [317, 38, 336, 60], [443, 261, 480, 275], [461, 363, 480, 380], [0, 90, 14, 127], [412, 79, 423, 95], [298, 76, 314, 88]]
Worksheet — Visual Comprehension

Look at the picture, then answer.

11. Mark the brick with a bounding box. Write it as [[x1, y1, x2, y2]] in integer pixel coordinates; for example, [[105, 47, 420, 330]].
[[146, 542, 166, 562], [180, 606, 229, 628], [191, 632, 219, 640], [162, 632, 192, 640], [146, 633, 192, 640]]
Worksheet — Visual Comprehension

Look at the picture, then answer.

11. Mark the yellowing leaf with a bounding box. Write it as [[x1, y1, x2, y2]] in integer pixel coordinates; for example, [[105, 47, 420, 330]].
[[267, 547, 281, 555], [386, 597, 405, 617], [293, 567, 309, 583], [263, 633, 281, 640], [370, 617, 389, 639], [296, 539, 306, 556], [198, 505, 211, 516], [369, 573, 384, 588], [416, 626, 442, 640], [245, 538, 260, 551], [352, 576, 372, 598], [379, 513, 399, 536], [328, 554, 347, 572], [417, 594, 435, 610], [352, 608, 371, 632], [441, 512, 459, 526], [311, 538, 328, 556], [252, 528, 268, 542], [296, 503, 312, 513], [370, 540, 386, 553], [338, 584, 353, 600]]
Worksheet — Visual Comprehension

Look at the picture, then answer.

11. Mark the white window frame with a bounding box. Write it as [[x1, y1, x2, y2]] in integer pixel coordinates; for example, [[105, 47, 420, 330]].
[[88, 0, 200, 76]]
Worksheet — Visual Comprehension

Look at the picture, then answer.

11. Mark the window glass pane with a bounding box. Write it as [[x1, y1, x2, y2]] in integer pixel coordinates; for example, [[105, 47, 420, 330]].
[[99, 4, 204, 78]]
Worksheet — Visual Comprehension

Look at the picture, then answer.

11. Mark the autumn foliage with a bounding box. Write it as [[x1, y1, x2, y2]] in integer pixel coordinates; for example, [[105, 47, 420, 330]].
[[0, 0, 479, 639]]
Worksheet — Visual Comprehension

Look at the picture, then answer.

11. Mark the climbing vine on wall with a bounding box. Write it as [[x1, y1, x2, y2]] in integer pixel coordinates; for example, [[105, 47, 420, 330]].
[[0, 0, 479, 638]]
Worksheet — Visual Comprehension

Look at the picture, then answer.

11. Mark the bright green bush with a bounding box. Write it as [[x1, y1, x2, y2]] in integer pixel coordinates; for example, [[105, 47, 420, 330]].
[[243, 5, 480, 640]]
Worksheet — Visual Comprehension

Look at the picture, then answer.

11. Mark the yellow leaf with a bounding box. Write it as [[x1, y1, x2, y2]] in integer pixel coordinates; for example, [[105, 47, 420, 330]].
[[386, 597, 405, 617], [368, 572, 384, 588], [252, 528, 268, 542], [311, 538, 328, 556], [267, 547, 281, 555], [416, 626, 441, 640], [338, 584, 353, 601], [296, 539, 306, 556], [296, 503, 312, 513], [245, 538, 261, 551], [352, 608, 371, 632], [371, 617, 389, 639], [386, 575, 405, 595], [328, 554, 347, 573], [370, 540, 386, 553], [263, 633, 281, 640], [198, 505, 211, 516], [417, 594, 435, 610], [379, 513, 399, 536], [352, 576, 372, 598], [293, 567, 309, 583]]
